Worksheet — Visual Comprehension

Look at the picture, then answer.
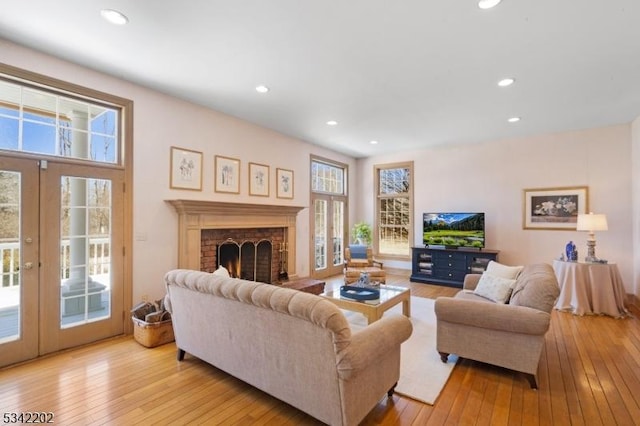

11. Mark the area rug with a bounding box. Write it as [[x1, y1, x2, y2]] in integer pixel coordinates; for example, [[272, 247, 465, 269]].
[[344, 296, 457, 405]]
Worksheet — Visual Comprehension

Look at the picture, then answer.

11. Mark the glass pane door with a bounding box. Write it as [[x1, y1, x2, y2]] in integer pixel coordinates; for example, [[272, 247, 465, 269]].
[[40, 162, 124, 355], [0, 158, 39, 367], [60, 176, 112, 328], [332, 200, 344, 267], [314, 199, 327, 270], [312, 196, 346, 278]]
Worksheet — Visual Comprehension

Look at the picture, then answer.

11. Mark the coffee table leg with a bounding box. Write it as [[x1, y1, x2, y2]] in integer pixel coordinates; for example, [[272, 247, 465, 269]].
[[402, 297, 411, 318], [367, 311, 381, 324]]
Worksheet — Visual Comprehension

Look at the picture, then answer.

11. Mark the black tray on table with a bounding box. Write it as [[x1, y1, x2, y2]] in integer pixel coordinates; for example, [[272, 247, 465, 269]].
[[339, 285, 380, 300]]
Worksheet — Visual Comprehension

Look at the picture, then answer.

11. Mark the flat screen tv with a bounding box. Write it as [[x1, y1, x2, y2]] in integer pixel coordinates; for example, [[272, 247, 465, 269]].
[[423, 212, 485, 249]]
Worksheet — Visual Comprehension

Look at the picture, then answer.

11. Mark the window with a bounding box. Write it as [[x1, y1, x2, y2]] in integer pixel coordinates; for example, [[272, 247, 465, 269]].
[[375, 162, 413, 257], [0, 79, 119, 164], [311, 160, 346, 195]]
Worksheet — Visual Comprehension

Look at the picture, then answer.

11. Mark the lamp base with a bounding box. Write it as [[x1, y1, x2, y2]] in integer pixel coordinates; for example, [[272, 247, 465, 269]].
[[585, 238, 598, 263]]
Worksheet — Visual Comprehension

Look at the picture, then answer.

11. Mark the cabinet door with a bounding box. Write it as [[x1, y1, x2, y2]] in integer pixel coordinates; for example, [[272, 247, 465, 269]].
[[467, 254, 496, 274], [415, 250, 433, 276]]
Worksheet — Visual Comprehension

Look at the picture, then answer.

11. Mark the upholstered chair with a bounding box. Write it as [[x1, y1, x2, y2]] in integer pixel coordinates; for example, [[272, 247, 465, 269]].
[[343, 245, 386, 284]]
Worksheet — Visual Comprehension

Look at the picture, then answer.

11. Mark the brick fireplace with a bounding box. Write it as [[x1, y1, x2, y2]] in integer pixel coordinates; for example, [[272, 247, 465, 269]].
[[201, 227, 285, 283], [166, 200, 305, 279]]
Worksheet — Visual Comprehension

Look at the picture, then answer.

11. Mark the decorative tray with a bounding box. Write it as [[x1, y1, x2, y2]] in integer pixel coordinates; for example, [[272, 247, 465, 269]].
[[339, 285, 380, 301]]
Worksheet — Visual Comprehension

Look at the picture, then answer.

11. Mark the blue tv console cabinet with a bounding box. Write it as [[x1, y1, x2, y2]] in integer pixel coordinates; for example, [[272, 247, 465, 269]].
[[410, 247, 499, 287]]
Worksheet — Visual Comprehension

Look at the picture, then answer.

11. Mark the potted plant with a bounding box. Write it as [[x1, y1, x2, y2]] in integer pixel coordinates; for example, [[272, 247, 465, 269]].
[[352, 222, 372, 246]]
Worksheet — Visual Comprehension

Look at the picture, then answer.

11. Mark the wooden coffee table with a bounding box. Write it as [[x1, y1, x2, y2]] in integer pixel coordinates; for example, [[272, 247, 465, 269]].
[[279, 277, 325, 295], [321, 285, 411, 324]]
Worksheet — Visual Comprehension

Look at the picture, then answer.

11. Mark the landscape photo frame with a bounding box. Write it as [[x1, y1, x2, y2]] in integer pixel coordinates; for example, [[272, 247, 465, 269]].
[[523, 186, 588, 230], [249, 162, 270, 197], [276, 168, 294, 199], [169, 146, 203, 191], [215, 155, 241, 194]]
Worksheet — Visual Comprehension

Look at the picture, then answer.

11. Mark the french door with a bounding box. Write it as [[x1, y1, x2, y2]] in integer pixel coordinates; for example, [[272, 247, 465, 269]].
[[0, 156, 124, 367], [312, 195, 346, 278]]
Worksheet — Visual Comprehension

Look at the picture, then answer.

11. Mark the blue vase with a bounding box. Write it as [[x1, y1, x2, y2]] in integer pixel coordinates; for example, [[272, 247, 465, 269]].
[[566, 241, 575, 261]]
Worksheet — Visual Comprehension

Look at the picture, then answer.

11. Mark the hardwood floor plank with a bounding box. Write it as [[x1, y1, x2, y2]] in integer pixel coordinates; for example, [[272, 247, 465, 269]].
[[1, 273, 638, 425], [543, 319, 569, 425], [458, 363, 487, 424], [487, 368, 513, 426]]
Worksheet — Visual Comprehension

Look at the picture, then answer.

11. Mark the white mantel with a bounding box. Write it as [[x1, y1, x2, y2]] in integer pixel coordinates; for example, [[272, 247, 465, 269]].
[[166, 200, 306, 274]]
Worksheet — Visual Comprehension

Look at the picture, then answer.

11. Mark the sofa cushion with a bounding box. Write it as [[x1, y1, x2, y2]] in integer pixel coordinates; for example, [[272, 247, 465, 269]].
[[509, 264, 560, 313], [486, 260, 524, 280], [349, 245, 368, 259], [473, 272, 516, 303]]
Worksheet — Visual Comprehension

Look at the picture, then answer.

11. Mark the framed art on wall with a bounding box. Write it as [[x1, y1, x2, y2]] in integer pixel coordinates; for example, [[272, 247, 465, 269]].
[[276, 168, 294, 199], [215, 155, 241, 194], [170, 146, 203, 191], [523, 186, 588, 230], [249, 162, 270, 197]]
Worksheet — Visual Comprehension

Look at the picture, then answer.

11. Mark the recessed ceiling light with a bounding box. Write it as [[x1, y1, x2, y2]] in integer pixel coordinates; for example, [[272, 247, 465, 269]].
[[508, 117, 521, 123], [498, 78, 515, 87], [478, 0, 502, 9], [100, 9, 129, 25], [370, 140, 378, 145], [255, 85, 269, 93], [326, 120, 338, 126]]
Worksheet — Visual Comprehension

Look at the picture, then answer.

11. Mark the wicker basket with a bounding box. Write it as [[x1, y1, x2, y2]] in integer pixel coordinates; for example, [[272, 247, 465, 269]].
[[132, 316, 175, 348]]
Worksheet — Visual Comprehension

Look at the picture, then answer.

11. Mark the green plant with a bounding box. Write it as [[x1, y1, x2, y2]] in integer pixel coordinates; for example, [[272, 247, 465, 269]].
[[351, 222, 372, 245]]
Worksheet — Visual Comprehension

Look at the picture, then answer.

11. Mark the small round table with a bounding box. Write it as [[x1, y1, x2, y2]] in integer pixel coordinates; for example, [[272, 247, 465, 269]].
[[552, 260, 628, 318]]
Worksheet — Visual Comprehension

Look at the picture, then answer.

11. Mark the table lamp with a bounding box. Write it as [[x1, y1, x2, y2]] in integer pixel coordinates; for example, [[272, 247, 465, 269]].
[[576, 212, 608, 262]]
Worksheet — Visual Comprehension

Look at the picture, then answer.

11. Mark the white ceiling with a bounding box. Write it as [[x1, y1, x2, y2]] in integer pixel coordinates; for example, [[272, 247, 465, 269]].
[[1, 1, 639, 158]]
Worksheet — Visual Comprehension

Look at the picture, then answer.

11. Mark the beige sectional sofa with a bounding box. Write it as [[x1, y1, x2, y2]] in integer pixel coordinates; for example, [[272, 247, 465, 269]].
[[434, 263, 560, 388], [164, 269, 412, 426]]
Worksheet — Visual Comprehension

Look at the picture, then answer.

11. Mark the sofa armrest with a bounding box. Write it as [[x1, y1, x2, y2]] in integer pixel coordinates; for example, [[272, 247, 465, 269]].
[[463, 274, 482, 291], [372, 259, 383, 268], [435, 297, 550, 336], [337, 315, 412, 379]]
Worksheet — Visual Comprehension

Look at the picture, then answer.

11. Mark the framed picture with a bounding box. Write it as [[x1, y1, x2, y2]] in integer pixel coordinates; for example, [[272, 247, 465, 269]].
[[249, 162, 270, 197], [215, 155, 241, 194], [170, 146, 203, 191], [523, 186, 588, 230], [276, 168, 294, 199]]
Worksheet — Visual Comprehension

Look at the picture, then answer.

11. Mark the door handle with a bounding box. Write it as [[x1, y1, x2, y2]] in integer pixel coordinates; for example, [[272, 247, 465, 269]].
[[23, 262, 34, 270]]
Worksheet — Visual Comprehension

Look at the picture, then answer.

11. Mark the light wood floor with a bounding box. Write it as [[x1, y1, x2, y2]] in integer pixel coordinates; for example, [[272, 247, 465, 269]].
[[1, 273, 639, 425]]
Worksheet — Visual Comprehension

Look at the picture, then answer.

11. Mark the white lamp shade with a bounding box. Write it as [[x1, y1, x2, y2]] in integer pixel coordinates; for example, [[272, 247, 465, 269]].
[[576, 213, 608, 232]]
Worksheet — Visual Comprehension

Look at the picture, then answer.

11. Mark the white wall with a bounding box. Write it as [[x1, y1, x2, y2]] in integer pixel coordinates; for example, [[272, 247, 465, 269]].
[[358, 125, 636, 295], [632, 116, 640, 297], [1, 39, 357, 302]]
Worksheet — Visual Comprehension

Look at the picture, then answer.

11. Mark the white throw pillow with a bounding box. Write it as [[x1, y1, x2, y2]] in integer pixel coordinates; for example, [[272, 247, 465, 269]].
[[485, 260, 524, 280], [474, 272, 516, 304], [212, 265, 230, 277]]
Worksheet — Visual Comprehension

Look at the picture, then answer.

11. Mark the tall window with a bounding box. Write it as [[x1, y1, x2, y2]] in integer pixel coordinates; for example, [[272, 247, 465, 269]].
[[375, 162, 413, 257]]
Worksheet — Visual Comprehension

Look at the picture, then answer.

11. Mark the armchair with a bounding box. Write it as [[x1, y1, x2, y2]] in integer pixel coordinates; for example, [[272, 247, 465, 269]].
[[344, 245, 386, 284]]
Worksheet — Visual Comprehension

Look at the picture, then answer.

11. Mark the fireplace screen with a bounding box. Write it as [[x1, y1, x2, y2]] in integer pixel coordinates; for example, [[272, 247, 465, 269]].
[[217, 239, 273, 283]]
